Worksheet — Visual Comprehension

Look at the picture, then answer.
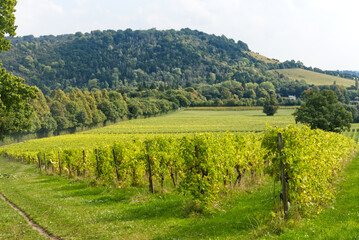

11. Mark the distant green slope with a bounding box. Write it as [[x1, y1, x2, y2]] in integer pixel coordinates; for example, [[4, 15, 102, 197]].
[[275, 68, 355, 87], [0, 28, 256, 91]]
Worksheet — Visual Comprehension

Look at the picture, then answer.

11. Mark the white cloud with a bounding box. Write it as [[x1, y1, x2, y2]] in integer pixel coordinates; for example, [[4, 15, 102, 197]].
[[75, 0, 88, 5], [16, 0, 64, 36]]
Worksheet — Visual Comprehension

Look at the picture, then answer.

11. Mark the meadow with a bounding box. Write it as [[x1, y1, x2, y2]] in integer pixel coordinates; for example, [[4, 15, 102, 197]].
[[274, 68, 355, 87], [85, 108, 296, 134], [1, 108, 296, 153]]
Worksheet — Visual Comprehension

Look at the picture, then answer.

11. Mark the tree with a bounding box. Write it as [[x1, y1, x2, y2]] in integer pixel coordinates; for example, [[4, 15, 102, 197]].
[[0, 0, 37, 140], [293, 90, 352, 133], [263, 94, 279, 116]]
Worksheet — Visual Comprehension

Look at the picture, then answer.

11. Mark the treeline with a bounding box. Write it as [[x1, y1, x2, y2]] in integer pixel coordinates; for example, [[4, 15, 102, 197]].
[[340, 70, 359, 78], [27, 81, 359, 138], [18, 80, 308, 138], [28, 87, 206, 137], [15, 76, 359, 138]]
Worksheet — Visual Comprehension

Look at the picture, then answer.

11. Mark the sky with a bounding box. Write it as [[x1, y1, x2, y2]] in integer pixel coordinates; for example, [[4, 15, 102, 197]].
[[14, 0, 359, 71]]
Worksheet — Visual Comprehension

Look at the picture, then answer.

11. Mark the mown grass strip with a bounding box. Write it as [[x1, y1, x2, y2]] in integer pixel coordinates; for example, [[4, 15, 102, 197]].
[[0, 191, 47, 240], [0, 192, 60, 240]]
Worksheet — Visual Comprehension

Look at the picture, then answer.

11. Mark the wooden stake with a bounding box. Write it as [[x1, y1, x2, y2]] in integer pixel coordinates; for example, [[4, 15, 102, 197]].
[[147, 143, 154, 193], [278, 132, 289, 219], [44, 153, 47, 172], [58, 152, 62, 176], [83, 150, 86, 177], [96, 149, 100, 177], [112, 149, 120, 182], [37, 153, 41, 170]]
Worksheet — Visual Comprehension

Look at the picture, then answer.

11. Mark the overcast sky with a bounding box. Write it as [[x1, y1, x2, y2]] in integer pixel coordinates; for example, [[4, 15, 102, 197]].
[[14, 0, 359, 70]]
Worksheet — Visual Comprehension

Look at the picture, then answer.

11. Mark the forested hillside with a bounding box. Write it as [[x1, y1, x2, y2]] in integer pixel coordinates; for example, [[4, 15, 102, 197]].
[[1, 29, 249, 91], [2, 28, 359, 139], [1, 28, 305, 93]]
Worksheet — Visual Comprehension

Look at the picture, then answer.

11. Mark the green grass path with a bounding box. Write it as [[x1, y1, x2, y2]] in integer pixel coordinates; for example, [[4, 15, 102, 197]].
[[0, 193, 47, 240]]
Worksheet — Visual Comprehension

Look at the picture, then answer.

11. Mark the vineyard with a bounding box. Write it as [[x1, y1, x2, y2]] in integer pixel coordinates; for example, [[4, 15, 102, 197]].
[[1, 125, 356, 218]]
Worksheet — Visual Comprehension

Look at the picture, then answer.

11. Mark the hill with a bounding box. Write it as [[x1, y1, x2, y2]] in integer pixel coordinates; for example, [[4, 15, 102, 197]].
[[0, 28, 263, 93], [274, 68, 356, 87], [1, 28, 357, 95]]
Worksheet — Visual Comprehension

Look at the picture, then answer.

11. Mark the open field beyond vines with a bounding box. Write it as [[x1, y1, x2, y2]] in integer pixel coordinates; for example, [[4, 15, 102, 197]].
[[1, 108, 296, 153], [85, 108, 296, 134]]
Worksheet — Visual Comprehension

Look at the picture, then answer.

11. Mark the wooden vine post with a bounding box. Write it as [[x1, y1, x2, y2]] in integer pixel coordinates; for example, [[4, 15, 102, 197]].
[[147, 143, 154, 193], [278, 132, 289, 219], [95, 149, 100, 178], [82, 150, 86, 177], [37, 153, 41, 170], [112, 149, 120, 182], [58, 151, 62, 176], [44, 153, 47, 172]]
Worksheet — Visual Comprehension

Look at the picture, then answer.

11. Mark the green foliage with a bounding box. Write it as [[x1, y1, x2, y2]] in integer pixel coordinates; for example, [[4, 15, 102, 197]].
[[2, 132, 267, 210], [262, 125, 356, 217], [0, 0, 37, 140], [0, 69, 37, 139], [0, 29, 252, 91], [0, 28, 310, 106], [0, 0, 17, 53], [263, 94, 279, 116], [293, 90, 352, 132], [20, 87, 196, 136], [2, 123, 357, 217]]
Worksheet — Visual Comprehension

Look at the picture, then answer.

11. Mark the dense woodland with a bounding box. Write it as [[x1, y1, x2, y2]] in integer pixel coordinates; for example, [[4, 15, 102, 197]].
[[1, 28, 359, 137]]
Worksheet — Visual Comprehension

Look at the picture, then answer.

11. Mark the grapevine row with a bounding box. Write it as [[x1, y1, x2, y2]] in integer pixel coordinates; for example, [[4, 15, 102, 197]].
[[2, 126, 356, 217]]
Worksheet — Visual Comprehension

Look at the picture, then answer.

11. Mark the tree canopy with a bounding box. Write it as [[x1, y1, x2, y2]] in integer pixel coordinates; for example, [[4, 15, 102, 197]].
[[293, 90, 352, 133], [263, 93, 279, 116], [0, 0, 37, 140]]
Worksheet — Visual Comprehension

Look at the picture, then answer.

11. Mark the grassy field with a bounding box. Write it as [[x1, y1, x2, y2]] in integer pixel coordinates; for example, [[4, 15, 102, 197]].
[[0, 109, 297, 153], [185, 106, 298, 111], [85, 109, 296, 134], [274, 68, 355, 87]]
